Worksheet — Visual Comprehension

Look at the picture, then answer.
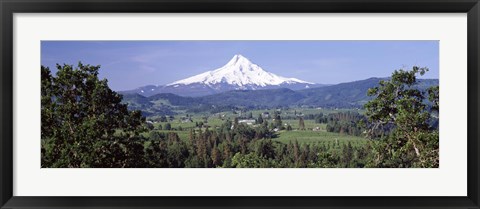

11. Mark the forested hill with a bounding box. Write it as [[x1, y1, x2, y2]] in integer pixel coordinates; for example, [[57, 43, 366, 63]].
[[298, 77, 438, 107], [121, 77, 439, 115]]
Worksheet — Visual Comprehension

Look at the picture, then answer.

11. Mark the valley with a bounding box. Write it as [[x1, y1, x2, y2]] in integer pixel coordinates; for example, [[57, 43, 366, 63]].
[[41, 52, 440, 168], [140, 106, 368, 143], [117, 55, 438, 168]]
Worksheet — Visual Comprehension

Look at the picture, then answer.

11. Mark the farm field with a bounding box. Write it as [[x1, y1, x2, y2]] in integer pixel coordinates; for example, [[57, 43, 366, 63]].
[[144, 107, 369, 147], [147, 108, 360, 128]]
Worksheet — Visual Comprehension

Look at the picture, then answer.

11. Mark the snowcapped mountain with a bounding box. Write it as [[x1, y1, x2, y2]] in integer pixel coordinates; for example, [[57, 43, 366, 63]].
[[123, 54, 317, 97], [169, 54, 312, 89]]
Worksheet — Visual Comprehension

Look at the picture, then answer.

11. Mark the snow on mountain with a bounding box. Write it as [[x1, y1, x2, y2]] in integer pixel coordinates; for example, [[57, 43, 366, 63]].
[[168, 54, 313, 88], [122, 54, 317, 97]]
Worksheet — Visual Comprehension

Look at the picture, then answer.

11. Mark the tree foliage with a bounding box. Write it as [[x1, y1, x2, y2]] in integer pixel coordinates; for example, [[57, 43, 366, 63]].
[[326, 112, 366, 136], [298, 117, 305, 130], [41, 63, 145, 167], [364, 67, 439, 167]]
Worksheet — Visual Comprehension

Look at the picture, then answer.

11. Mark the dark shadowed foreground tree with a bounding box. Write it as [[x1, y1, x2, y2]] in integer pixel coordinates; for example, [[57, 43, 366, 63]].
[[41, 63, 146, 168], [364, 66, 439, 168]]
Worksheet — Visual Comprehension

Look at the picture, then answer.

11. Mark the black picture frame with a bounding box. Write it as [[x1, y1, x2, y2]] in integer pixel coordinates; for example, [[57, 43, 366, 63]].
[[1, 0, 479, 208]]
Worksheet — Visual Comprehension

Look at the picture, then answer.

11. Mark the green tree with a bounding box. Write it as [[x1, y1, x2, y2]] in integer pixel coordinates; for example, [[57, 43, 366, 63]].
[[160, 115, 167, 122], [233, 117, 239, 129], [211, 143, 222, 167], [273, 111, 283, 129], [364, 66, 439, 168], [428, 86, 439, 112], [286, 124, 293, 131], [257, 114, 264, 124], [293, 140, 301, 167], [298, 117, 305, 130], [41, 63, 145, 168], [256, 139, 276, 159], [231, 153, 270, 168], [145, 122, 154, 130], [165, 123, 172, 130]]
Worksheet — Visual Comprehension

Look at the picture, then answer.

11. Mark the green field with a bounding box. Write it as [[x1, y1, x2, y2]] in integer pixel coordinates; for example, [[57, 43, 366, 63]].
[[145, 107, 368, 145]]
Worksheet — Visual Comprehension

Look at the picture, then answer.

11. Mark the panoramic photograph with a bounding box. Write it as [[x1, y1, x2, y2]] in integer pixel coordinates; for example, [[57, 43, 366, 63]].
[[41, 41, 439, 168]]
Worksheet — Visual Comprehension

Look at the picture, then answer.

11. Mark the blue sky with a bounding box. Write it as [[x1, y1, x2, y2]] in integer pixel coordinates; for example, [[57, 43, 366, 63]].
[[41, 41, 439, 91]]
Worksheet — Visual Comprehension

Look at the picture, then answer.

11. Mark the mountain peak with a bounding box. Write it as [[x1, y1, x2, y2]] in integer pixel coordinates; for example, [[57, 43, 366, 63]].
[[230, 54, 247, 62], [224, 54, 254, 69], [168, 55, 313, 87]]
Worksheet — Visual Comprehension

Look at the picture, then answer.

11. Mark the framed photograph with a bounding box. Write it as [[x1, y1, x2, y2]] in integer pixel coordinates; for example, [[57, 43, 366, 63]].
[[1, 0, 479, 208]]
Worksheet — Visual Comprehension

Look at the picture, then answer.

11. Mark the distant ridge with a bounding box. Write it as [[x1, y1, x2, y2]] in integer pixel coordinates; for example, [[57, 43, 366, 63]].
[[121, 77, 439, 116]]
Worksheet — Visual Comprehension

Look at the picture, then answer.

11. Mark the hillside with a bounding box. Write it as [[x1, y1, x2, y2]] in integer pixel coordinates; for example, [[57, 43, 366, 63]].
[[121, 77, 439, 115]]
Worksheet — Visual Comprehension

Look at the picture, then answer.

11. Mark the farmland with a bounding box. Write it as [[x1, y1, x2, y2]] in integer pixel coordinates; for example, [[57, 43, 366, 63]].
[[144, 107, 369, 148]]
